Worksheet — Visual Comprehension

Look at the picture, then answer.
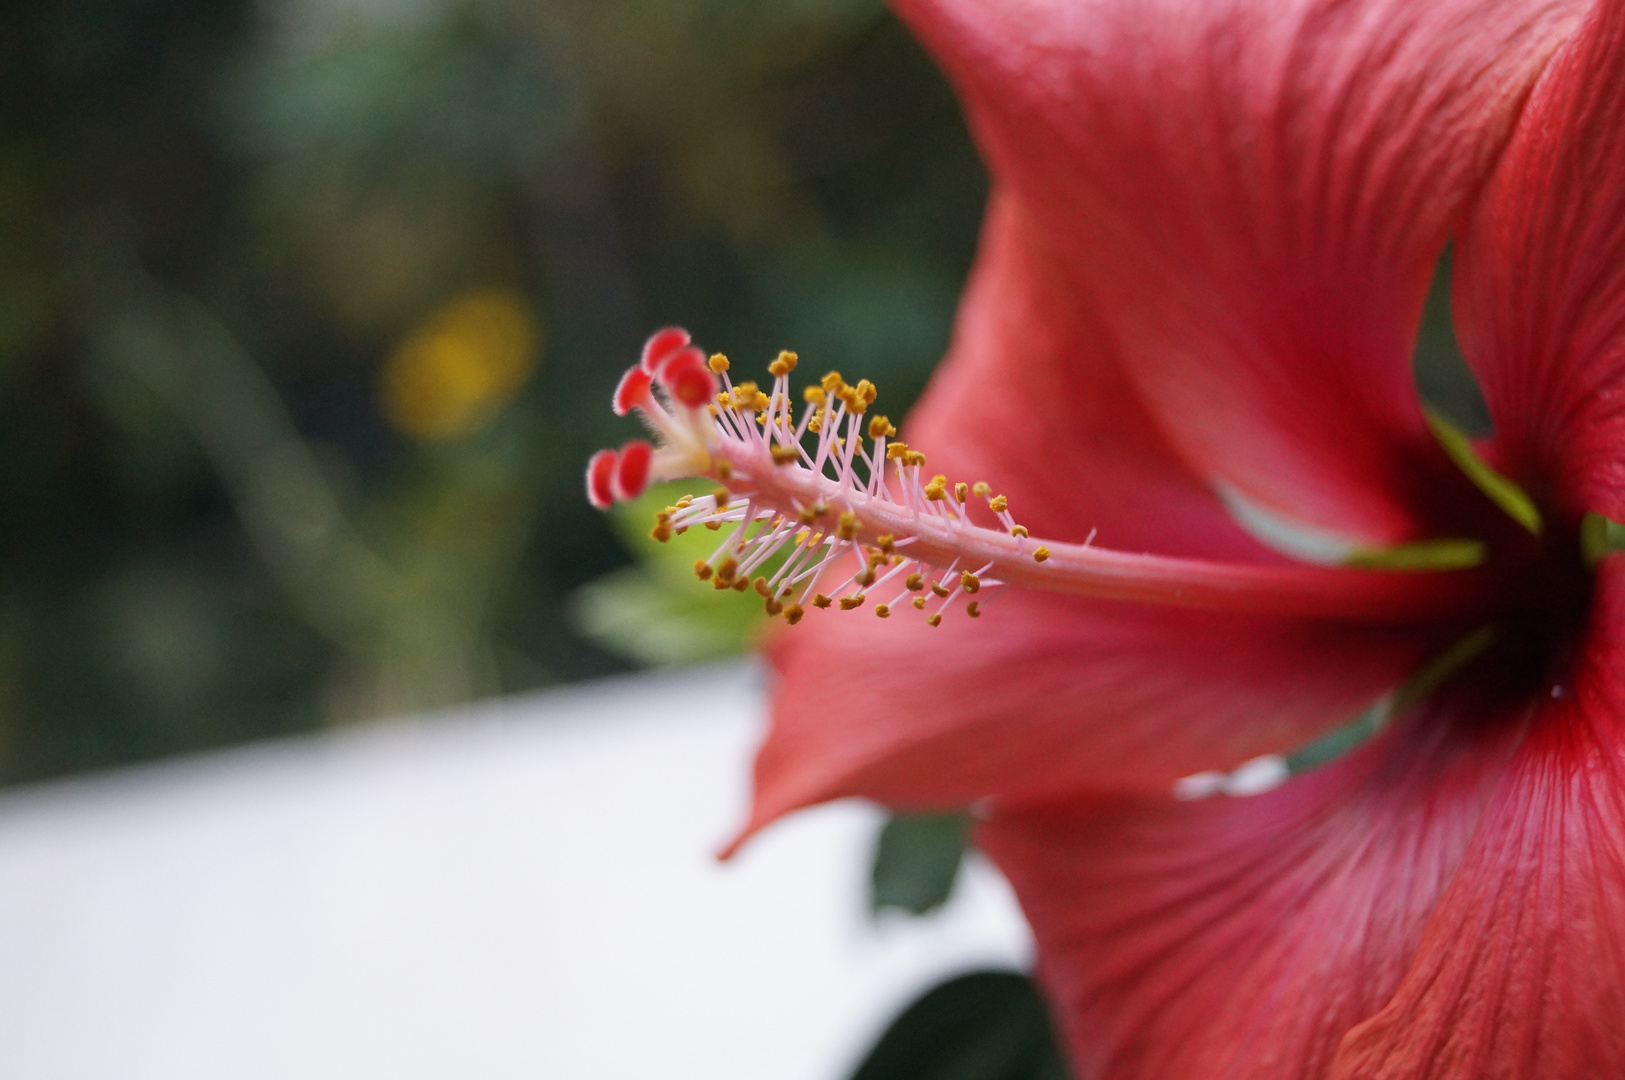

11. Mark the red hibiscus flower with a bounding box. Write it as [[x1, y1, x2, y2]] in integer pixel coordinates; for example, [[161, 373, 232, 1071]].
[[590, 0, 1625, 1074]]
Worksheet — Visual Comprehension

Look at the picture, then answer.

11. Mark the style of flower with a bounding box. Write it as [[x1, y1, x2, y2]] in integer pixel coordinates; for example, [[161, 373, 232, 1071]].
[[588, 0, 1625, 1074]]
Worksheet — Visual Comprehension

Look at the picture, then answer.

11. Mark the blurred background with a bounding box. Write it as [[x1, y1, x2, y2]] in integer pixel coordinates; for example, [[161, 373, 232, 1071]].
[[0, 0, 990, 785]]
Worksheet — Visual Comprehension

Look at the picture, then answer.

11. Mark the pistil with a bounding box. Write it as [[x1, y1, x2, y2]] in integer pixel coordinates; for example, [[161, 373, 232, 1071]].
[[590, 329, 1501, 627]]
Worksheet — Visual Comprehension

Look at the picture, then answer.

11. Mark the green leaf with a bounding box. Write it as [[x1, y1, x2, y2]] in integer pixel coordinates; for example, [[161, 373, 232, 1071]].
[[571, 482, 774, 665], [849, 971, 1072, 1080], [870, 812, 969, 917]]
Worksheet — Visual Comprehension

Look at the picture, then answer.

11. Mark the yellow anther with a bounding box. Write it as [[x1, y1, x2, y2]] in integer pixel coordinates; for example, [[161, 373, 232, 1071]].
[[837, 512, 859, 540], [715, 459, 732, 480], [676, 496, 694, 509], [912, 596, 927, 610], [923, 477, 948, 501], [1033, 546, 1051, 562], [716, 392, 732, 409], [784, 604, 805, 625], [886, 442, 911, 461], [877, 534, 896, 555], [712, 575, 732, 590], [874, 604, 890, 618], [869, 416, 896, 439], [821, 371, 846, 394], [973, 481, 991, 497], [708, 353, 730, 374], [808, 414, 823, 433], [768, 350, 798, 377], [866, 550, 886, 568], [764, 597, 784, 616], [694, 560, 713, 581], [906, 573, 924, 591], [954, 482, 968, 504], [813, 593, 833, 609], [713, 487, 731, 510], [798, 503, 824, 525], [771, 444, 800, 465], [651, 520, 672, 543], [966, 601, 981, 618], [926, 613, 942, 627], [804, 385, 826, 405], [753, 577, 772, 598], [732, 578, 750, 592], [960, 571, 981, 594], [905, 450, 927, 468], [855, 568, 876, 587], [705, 520, 722, 530], [931, 581, 951, 598], [839, 594, 865, 610], [1010, 524, 1029, 538], [988, 494, 1008, 513], [751, 390, 770, 411], [844, 379, 875, 415], [714, 557, 738, 583]]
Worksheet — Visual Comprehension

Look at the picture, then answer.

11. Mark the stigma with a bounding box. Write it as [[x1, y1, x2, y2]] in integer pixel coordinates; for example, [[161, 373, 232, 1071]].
[[587, 328, 1503, 626], [588, 328, 1034, 626]]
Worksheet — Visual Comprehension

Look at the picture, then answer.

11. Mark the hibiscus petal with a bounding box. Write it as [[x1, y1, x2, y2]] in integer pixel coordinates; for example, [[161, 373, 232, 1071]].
[[976, 676, 1524, 1080], [1329, 559, 1625, 1078], [729, 196, 1443, 848], [1452, 0, 1625, 524], [735, 590, 1439, 850], [894, 0, 1585, 544], [903, 189, 1275, 560]]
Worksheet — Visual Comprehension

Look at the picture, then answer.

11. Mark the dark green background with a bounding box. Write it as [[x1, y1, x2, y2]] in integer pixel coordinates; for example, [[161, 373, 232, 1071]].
[[0, 0, 987, 782]]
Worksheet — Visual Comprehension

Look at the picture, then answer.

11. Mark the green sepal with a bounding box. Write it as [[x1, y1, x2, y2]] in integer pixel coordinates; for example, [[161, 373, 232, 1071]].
[[1343, 537, 1486, 571], [1424, 408, 1542, 534], [1287, 625, 1496, 775], [1581, 512, 1625, 568]]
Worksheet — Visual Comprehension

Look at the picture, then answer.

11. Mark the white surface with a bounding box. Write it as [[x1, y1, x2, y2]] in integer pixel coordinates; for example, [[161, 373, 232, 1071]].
[[0, 662, 1031, 1080]]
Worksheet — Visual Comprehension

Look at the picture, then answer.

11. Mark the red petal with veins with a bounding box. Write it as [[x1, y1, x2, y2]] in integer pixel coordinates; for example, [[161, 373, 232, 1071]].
[[1330, 560, 1625, 1079], [732, 198, 1443, 849], [977, 671, 1523, 1080], [737, 591, 1439, 849], [894, 0, 1585, 545], [908, 191, 1277, 561], [1452, 0, 1625, 524]]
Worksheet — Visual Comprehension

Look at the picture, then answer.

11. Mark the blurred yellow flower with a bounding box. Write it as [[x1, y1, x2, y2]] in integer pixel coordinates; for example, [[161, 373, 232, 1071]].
[[380, 288, 541, 439]]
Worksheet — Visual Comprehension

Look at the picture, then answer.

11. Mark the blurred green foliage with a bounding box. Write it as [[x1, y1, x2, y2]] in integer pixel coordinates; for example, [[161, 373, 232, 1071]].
[[0, 0, 987, 782], [849, 971, 1072, 1080], [572, 482, 774, 666], [870, 811, 970, 917]]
